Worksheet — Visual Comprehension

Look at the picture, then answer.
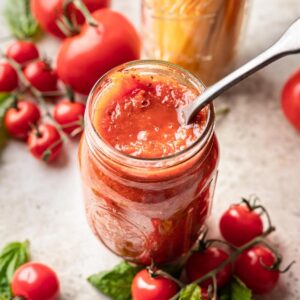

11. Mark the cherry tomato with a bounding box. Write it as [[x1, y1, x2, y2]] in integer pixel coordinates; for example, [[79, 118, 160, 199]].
[[31, 0, 111, 38], [57, 9, 140, 95], [185, 247, 232, 289], [234, 245, 279, 294], [12, 262, 59, 300], [219, 204, 263, 247], [131, 269, 179, 300], [28, 124, 62, 162], [0, 62, 18, 92], [53, 99, 85, 136], [281, 69, 300, 131], [23, 61, 57, 92], [6, 41, 39, 65], [4, 101, 41, 139]]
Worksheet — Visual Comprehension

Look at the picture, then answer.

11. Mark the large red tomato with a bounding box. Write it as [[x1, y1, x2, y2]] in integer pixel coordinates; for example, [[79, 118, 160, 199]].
[[281, 69, 300, 131], [31, 0, 111, 38], [57, 9, 140, 95]]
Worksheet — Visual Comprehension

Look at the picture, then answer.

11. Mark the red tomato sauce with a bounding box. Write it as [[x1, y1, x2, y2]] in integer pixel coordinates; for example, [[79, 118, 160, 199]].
[[93, 72, 208, 158]]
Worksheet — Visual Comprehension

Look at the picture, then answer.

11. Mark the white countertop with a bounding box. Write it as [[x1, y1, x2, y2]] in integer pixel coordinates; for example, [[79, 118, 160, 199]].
[[0, 1, 300, 299]]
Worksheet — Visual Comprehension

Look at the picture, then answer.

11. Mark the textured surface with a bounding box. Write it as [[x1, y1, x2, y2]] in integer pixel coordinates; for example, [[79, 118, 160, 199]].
[[0, 0, 300, 299]]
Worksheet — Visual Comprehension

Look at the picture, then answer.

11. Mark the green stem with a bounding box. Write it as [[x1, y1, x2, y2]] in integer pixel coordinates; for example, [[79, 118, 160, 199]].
[[193, 227, 275, 286], [215, 106, 230, 117], [154, 269, 184, 288], [4, 55, 66, 139], [72, 0, 98, 27], [169, 226, 276, 300]]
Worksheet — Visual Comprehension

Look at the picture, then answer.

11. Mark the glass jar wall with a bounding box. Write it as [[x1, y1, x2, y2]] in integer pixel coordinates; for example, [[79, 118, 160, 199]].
[[79, 61, 219, 265], [142, 0, 248, 85]]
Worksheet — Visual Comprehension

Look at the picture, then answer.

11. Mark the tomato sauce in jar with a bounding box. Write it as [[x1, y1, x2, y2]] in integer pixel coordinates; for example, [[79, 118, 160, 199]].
[[79, 61, 219, 265]]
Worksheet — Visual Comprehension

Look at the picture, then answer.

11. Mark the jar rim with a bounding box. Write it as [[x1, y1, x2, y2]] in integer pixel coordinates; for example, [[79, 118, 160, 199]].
[[85, 60, 215, 168]]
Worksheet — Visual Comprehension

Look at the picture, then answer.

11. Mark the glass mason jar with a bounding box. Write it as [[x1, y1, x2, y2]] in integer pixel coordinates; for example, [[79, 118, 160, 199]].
[[142, 0, 248, 86], [79, 60, 219, 265]]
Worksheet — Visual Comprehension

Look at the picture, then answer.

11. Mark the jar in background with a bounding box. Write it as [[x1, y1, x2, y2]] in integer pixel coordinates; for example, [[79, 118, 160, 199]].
[[142, 0, 248, 86], [79, 61, 219, 265]]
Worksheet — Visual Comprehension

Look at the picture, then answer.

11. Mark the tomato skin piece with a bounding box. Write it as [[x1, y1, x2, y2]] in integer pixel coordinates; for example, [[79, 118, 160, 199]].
[[234, 245, 280, 294], [31, 0, 111, 38], [12, 262, 60, 300], [28, 124, 62, 162], [4, 101, 41, 140], [281, 69, 300, 131], [6, 41, 39, 64], [57, 9, 140, 95], [185, 247, 232, 289], [23, 61, 58, 92], [0, 62, 18, 92], [220, 204, 263, 247], [53, 99, 85, 136], [131, 269, 179, 300]]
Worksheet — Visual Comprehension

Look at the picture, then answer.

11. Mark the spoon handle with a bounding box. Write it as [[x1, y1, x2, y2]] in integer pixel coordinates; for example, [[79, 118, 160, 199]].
[[182, 18, 300, 124]]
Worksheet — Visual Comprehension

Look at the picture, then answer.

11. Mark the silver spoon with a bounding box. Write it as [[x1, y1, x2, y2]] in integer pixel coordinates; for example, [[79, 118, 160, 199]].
[[180, 18, 300, 125]]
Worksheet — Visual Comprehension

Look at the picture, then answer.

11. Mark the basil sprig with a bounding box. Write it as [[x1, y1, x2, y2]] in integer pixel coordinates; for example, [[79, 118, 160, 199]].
[[88, 261, 141, 300], [0, 241, 30, 299], [4, 0, 40, 40]]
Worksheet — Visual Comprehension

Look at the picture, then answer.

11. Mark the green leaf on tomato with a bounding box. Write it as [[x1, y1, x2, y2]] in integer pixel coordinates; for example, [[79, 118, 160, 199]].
[[4, 0, 40, 40], [87, 261, 142, 300], [0, 241, 30, 299], [219, 277, 252, 300], [179, 283, 202, 300], [0, 93, 13, 150]]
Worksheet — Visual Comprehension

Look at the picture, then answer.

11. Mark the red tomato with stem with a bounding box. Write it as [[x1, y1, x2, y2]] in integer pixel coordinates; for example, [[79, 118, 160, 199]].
[[6, 41, 39, 65], [4, 101, 41, 139], [57, 9, 140, 95], [131, 269, 179, 300], [0, 62, 18, 92], [281, 69, 300, 131], [31, 0, 111, 38], [219, 204, 263, 247], [53, 99, 85, 136], [234, 245, 279, 294], [28, 124, 63, 162], [24, 61, 58, 92], [185, 247, 232, 289], [12, 262, 60, 300]]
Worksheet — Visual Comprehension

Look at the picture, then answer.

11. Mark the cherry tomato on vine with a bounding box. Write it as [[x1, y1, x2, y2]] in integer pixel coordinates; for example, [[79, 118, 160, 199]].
[[31, 0, 111, 38], [281, 69, 300, 131], [4, 101, 41, 139], [131, 269, 179, 300], [57, 9, 140, 95], [234, 245, 279, 294], [6, 41, 39, 65], [220, 203, 263, 247], [185, 247, 232, 289], [0, 62, 18, 92], [28, 124, 62, 162], [53, 99, 85, 136], [23, 61, 58, 92], [12, 262, 59, 300]]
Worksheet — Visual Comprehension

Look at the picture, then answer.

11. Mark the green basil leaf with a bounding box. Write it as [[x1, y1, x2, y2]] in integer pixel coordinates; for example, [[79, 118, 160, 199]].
[[219, 277, 252, 300], [231, 277, 252, 300], [4, 0, 40, 39], [179, 283, 202, 300], [0, 93, 13, 150], [87, 261, 141, 300], [0, 241, 30, 299]]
